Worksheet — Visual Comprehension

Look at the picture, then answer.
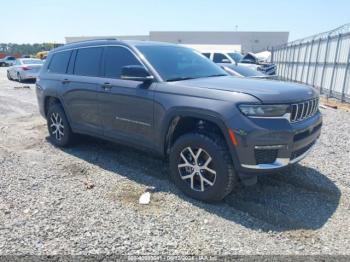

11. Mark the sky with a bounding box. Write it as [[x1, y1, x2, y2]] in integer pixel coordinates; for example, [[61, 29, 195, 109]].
[[0, 0, 349, 44]]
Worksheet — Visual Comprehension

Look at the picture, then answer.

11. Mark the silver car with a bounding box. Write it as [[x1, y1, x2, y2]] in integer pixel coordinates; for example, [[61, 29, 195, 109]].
[[7, 58, 44, 82]]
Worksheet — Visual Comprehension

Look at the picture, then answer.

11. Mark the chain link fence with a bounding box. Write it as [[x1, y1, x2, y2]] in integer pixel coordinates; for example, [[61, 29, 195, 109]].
[[271, 24, 350, 103]]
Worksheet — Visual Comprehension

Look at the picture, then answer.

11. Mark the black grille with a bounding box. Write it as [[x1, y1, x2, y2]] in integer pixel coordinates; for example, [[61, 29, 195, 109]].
[[254, 149, 278, 164], [290, 98, 319, 122], [291, 142, 315, 160]]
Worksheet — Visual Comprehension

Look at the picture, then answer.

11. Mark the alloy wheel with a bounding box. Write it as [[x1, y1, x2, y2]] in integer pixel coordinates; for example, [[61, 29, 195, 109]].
[[177, 147, 217, 192], [50, 112, 64, 141]]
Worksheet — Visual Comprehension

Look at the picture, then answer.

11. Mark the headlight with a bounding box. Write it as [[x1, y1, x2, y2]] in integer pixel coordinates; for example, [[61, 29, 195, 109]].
[[239, 104, 290, 117]]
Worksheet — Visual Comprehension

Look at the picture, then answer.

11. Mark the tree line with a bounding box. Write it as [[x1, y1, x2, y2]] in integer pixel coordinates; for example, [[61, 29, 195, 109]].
[[0, 43, 63, 55]]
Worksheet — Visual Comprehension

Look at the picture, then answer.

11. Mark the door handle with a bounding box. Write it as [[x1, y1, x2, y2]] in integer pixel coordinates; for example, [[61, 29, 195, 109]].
[[62, 79, 70, 84], [102, 82, 112, 90]]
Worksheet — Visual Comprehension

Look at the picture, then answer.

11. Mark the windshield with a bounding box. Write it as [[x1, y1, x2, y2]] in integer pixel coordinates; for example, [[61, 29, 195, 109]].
[[240, 53, 257, 64], [22, 59, 43, 65], [137, 45, 227, 81], [227, 53, 243, 63]]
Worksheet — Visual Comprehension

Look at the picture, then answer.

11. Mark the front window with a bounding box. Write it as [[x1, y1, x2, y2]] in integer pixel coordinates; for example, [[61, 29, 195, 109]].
[[137, 45, 227, 82], [213, 53, 230, 63], [104, 46, 142, 79]]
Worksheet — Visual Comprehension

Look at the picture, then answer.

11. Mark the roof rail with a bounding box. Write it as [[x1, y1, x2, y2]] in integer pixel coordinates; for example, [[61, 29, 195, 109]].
[[64, 38, 119, 46]]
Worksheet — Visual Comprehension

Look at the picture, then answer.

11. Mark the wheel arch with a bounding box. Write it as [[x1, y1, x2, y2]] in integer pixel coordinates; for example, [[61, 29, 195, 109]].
[[162, 108, 240, 168], [44, 96, 64, 117]]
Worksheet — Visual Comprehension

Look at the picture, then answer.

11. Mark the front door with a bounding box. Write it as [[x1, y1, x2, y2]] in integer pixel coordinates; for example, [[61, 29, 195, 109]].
[[98, 46, 155, 149]]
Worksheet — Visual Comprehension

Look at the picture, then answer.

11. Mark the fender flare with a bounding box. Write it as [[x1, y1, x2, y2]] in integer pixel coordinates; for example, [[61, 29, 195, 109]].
[[160, 107, 240, 169]]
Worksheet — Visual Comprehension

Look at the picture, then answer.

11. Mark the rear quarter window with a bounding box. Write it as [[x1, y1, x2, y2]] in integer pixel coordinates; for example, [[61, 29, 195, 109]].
[[48, 51, 72, 74]]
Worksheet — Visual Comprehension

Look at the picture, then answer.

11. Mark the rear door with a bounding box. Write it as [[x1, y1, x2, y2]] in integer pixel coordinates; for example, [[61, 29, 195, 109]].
[[98, 46, 155, 149], [60, 47, 105, 135]]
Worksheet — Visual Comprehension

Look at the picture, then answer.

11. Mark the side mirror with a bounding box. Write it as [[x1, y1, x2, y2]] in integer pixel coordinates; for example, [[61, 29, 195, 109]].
[[221, 58, 231, 63], [121, 65, 154, 82]]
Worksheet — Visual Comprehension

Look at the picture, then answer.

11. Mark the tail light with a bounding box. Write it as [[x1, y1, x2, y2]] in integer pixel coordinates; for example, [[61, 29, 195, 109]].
[[21, 66, 31, 71]]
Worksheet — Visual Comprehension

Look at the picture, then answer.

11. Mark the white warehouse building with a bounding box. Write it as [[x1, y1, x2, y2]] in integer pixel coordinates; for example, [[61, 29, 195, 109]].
[[65, 31, 289, 53]]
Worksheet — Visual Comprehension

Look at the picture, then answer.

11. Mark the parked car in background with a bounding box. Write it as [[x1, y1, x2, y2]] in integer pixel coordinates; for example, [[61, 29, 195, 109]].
[[36, 39, 322, 202], [203, 51, 277, 75], [7, 58, 44, 82], [0, 56, 16, 67]]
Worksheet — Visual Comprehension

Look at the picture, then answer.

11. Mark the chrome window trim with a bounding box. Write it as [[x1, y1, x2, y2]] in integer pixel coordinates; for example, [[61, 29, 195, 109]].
[[49, 44, 163, 82]]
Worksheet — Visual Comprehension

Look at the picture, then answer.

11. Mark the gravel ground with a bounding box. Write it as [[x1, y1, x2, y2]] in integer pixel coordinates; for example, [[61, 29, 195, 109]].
[[0, 67, 349, 256]]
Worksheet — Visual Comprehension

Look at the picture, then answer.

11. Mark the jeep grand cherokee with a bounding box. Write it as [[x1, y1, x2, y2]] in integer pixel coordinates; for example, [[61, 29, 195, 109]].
[[36, 39, 322, 202]]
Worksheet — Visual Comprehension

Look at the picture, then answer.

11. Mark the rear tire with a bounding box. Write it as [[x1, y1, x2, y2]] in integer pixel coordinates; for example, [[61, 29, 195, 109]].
[[169, 132, 237, 202], [47, 104, 75, 147]]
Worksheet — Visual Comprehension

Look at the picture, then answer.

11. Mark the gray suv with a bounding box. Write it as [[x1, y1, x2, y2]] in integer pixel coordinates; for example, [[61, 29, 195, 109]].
[[36, 39, 322, 202]]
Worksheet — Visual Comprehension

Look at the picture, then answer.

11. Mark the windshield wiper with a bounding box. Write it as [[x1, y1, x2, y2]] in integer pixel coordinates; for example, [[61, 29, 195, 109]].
[[166, 74, 227, 82], [166, 77, 197, 82]]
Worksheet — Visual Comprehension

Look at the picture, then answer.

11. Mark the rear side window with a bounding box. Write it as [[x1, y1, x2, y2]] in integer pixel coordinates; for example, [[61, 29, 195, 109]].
[[74, 47, 103, 77], [48, 51, 71, 74], [202, 53, 210, 58], [104, 46, 142, 78], [213, 53, 229, 63]]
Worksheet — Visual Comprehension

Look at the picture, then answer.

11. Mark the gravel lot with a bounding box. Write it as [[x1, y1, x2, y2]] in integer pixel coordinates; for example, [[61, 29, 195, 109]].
[[0, 67, 349, 256]]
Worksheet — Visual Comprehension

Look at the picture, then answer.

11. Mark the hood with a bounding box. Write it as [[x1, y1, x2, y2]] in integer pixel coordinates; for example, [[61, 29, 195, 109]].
[[175, 76, 318, 103], [254, 51, 271, 62]]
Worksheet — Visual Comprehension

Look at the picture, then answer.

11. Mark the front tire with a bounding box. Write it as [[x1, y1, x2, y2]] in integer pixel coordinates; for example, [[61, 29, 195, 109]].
[[7, 71, 12, 80], [17, 72, 23, 83], [47, 104, 74, 147], [169, 132, 237, 202]]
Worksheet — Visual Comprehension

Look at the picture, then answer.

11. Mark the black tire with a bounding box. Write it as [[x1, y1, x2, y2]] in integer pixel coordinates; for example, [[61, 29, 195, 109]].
[[7, 71, 12, 80], [47, 103, 74, 147], [17, 73, 23, 83], [169, 132, 237, 202]]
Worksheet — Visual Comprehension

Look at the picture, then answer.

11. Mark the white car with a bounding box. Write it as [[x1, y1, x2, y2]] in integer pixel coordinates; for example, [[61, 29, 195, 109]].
[[202, 52, 276, 75], [7, 58, 44, 82]]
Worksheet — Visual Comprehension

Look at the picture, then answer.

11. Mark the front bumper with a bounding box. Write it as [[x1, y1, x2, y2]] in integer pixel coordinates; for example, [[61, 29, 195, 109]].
[[228, 110, 322, 174], [240, 140, 318, 170]]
